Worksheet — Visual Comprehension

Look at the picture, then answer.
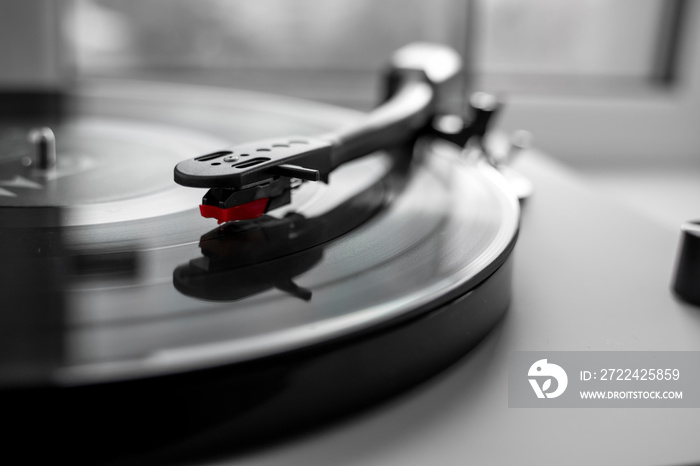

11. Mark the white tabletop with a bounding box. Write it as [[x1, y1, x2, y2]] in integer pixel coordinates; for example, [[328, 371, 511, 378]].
[[211, 151, 700, 466]]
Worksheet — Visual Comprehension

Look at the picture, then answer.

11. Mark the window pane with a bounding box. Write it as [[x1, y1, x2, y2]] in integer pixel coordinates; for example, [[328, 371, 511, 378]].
[[74, 0, 674, 100], [74, 0, 466, 72], [476, 0, 665, 78]]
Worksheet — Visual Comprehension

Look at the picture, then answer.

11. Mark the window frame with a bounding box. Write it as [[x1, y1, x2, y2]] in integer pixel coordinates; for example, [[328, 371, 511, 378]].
[[484, 0, 700, 167]]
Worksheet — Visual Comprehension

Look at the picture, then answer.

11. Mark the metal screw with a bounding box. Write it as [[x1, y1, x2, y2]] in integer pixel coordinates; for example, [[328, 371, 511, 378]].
[[223, 154, 239, 163]]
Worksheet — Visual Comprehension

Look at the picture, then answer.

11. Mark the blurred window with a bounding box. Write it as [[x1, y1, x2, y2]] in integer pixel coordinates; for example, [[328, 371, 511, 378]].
[[72, 0, 696, 164], [75, 0, 678, 93], [475, 0, 678, 94], [74, 0, 467, 72]]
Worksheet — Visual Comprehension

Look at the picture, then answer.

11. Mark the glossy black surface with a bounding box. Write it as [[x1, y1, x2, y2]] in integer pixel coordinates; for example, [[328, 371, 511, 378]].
[[4, 258, 512, 464], [1, 81, 518, 464], [0, 83, 519, 386], [673, 221, 700, 305]]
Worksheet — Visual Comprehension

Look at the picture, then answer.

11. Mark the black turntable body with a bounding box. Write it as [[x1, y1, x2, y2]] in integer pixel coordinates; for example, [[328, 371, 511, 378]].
[[2, 26, 700, 466], [0, 42, 526, 464]]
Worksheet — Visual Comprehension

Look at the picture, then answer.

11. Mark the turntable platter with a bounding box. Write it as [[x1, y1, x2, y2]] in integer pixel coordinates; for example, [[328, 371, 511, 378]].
[[1, 78, 519, 463]]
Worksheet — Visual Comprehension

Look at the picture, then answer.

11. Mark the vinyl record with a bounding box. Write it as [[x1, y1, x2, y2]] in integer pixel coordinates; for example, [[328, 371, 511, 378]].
[[0, 80, 519, 463]]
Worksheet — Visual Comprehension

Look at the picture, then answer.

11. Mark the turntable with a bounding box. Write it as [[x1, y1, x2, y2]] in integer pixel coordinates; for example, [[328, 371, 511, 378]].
[[1, 36, 526, 462], [3, 6, 700, 466]]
